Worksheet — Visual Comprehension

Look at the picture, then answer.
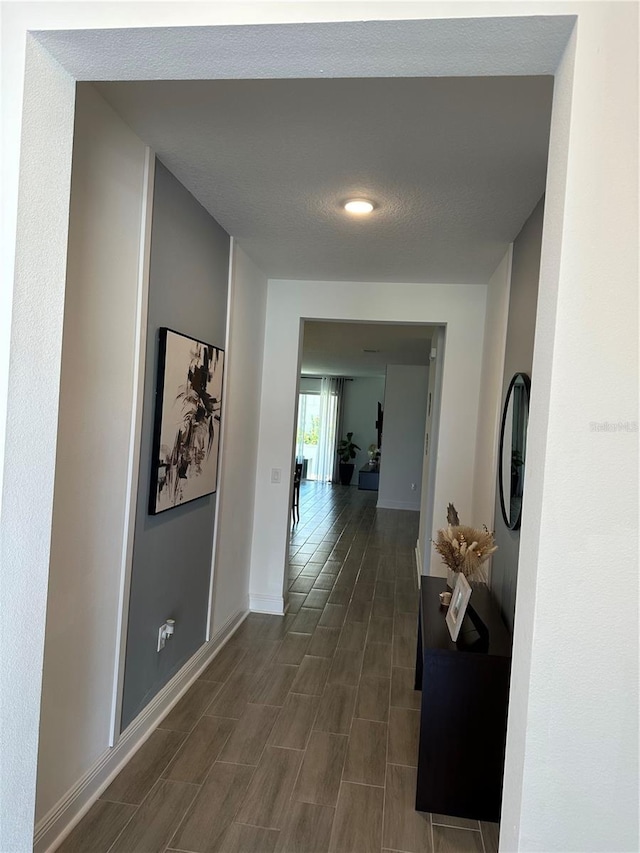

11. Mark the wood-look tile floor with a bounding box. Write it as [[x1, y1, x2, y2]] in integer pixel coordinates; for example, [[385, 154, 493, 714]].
[[58, 483, 500, 853]]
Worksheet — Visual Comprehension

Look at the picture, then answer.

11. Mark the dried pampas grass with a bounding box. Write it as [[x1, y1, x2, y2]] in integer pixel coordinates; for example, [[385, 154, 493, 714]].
[[433, 505, 497, 581]]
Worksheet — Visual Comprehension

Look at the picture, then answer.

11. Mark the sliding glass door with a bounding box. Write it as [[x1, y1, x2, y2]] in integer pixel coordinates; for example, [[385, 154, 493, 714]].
[[296, 378, 342, 482]]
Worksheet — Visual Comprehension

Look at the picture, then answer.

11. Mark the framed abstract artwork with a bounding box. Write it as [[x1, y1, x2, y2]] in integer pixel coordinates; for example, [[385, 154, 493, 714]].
[[149, 327, 225, 515]]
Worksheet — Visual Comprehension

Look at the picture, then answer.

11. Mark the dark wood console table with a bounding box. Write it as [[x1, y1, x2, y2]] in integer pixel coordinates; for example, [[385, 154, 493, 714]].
[[414, 577, 512, 822]]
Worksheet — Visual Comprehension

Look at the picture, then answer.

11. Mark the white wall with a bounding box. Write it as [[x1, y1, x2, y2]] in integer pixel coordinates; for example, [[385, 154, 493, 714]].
[[417, 331, 443, 571], [211, 242, 268, 630], [342, 376, 386, 472], [472, 246, 512, 531], [1, 7, 638, 853], [1, 37, 76, 851], [33, 86, 148, 823], [490, 201, 543, 630], [502, 8, 638, 850], [249, 278, 487, 615], [378, 366, 428, 511]]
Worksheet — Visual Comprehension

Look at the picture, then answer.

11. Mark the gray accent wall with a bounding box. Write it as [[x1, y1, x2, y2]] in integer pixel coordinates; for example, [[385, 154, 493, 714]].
[[490, 196, 544, 631], [121, 160, 230, 729]]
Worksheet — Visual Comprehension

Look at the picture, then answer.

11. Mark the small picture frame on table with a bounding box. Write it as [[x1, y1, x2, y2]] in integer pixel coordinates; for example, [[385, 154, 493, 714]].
[[446, 573, 472, 642]]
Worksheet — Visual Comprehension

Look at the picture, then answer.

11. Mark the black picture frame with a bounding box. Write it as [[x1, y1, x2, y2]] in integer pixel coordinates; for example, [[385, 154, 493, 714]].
[[149, 327, 225, 515]]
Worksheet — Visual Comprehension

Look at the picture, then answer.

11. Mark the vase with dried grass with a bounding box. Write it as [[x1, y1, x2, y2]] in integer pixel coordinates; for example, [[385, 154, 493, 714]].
[[433, 503, 498, 588]]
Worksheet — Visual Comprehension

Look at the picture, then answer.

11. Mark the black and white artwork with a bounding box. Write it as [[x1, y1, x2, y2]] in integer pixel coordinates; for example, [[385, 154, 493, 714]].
[[149, 328, 224, 515]]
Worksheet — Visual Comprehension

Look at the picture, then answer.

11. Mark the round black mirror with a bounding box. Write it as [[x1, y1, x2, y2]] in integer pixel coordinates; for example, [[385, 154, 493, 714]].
[[498, 372, 531, 530]]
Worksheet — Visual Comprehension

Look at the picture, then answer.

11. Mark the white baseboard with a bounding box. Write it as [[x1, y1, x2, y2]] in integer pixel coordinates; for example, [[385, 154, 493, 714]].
[[249, 594, 285, 615], [35, 607, 248, 853], [376, 499, 420, 511], [415, 540, 422, 588]]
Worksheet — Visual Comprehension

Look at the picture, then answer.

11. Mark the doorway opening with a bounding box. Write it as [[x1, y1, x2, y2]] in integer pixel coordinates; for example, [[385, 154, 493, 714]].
[[288, 319, 442, 593]]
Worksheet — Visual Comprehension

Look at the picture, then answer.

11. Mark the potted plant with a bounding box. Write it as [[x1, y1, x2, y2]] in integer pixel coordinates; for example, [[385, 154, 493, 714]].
[[337, 432, 360, 486], [367, 443, 380, 465]]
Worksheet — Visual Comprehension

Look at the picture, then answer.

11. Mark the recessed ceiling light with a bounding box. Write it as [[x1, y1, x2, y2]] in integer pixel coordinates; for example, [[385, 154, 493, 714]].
[[344, 199, 374, 215]]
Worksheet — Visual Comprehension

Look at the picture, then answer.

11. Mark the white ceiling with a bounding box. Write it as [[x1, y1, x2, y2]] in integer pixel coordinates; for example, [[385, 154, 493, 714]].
[[301, 321, 435, 378], [96, 75, 553, 284]]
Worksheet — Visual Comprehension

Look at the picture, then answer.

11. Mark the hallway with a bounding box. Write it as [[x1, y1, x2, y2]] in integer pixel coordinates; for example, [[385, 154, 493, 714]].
[[58, 483, 498, 853]]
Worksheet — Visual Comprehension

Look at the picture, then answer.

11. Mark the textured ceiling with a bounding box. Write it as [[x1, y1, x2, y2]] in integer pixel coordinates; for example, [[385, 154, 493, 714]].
[[97, 76, 552, 283], [301, 321, 436, 377]]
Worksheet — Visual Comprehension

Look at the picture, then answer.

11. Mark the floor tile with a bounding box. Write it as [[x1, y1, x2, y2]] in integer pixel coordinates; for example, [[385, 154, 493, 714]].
[[204, 668, 256, 719], [393, 632, 417, 668], [342, 718, 387, 786], [329, 782, 383, 853], [375, 580, 396, 600], [388, 707, 420, 767], [353, 582, 375, 602], [101, 729, 185, 805], [169, 761, 255, 853], [305, 588, 331, 609], [235, 746, 303, 830], [396, 579, 417, 598], [217, 703, 280, 765], [159, 680, 223, 732], [390, 666, 421, 710], [276, 632, 311, 665], [307, 626, 341, 658], [319, 604, 347, 628], [275, 801, 335, 853], [300, 563, 324, 577], [432, 825, 484, 852], [396, 560, 416, 580], [291, 607, 323, 634], [291, 575, 316, 593], [395, 593, 419, 614], [481, 821, 500, 853], [432, 813, 481, 830], [327, 586, 352, 606], [313, 573, 337, 591], [163, 715, 236, 784], [327, 648, 363, 686], [269, 693, 318, 750], [262, 614, 298, 641], [291, 655, 331, 695], [56, 800, 136, 853], [313, 684, 357, 735], [394, 611, 418, 640], [345, 597, 372, 623], [251, 663, 298, 706], [215, 822, 280, 852], [233, 639, 282, 674], [362, 642, 392, 679], [355, 675, 390, 722], [383, 764, 432, 853], [109, 779, 198, 853], [199, 642, 246, 683], [372, 597, 395, 619], [337, 620, 368, 652], [287, 592, 307, 613], [368, 615, 394, 645], [293, 731, 348, 807]]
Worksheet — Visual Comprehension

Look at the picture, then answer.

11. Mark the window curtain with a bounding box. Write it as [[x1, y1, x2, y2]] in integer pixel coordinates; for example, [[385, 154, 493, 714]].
[[332, 378, 346, 483], [315, 377, 345, 483]]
